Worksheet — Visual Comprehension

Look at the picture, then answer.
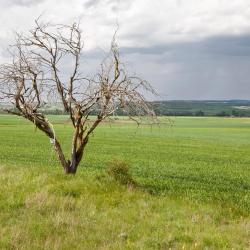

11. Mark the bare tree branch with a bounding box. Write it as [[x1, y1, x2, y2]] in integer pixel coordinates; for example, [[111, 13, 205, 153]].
[[0, 19, 157, 174]]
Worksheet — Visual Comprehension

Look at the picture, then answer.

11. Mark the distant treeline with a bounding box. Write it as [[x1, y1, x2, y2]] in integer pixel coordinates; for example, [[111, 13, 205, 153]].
[[152, 100, 250, 117], [1, 100, 250, 117], [152, 109, 250, 117]]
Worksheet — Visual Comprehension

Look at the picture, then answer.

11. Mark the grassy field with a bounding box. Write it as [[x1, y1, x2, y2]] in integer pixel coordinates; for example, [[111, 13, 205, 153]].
[[0, 115, 249, 249]]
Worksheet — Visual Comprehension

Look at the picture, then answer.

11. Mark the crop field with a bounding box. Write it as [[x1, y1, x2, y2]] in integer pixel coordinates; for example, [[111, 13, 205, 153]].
[[0, 115, 249, 249]]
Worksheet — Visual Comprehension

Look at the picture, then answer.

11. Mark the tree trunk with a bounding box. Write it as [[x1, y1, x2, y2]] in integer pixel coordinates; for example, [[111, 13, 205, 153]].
[[64, 163, 78, 174], [64, 143, 87, 174], [53, 139, 73, 173], [63, 154, 82, 174]]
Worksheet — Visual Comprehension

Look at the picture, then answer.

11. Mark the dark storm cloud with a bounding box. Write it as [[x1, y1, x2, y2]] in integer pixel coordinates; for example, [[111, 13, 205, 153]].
[[120, 34, 250, 100], [121, 34, 250, 58], [84, 34, 250, 100]]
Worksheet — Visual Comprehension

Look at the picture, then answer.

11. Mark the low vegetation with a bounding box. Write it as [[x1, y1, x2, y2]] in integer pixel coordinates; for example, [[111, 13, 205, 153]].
[[0, 115, 249, 249], [106, 159, 136, 186]]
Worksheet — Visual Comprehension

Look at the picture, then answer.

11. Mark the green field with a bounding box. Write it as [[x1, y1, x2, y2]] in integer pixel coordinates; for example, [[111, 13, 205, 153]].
[[0, 115, 249, 249]]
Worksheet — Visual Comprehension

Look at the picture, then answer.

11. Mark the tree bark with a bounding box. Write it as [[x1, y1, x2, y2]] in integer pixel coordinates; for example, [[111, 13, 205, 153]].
[[64, 137, 88, 174], [53, 139, 70, 172], [64, 164, 77, 174]]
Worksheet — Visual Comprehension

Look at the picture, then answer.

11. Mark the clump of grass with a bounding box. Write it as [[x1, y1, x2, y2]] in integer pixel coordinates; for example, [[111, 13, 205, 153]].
[[106, 159, 136, 186]]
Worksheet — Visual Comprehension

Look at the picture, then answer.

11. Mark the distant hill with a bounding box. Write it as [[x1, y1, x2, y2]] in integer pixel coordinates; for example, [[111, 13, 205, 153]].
[[1, 100, 250, 117], [152, 100, 250, 117]]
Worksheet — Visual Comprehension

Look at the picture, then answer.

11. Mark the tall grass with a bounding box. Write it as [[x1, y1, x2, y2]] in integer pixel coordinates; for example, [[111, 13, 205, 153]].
[[0, 115, 249, 249]]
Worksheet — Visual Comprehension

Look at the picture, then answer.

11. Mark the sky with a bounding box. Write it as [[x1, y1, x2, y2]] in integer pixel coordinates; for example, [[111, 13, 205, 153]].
[[0, 0, 250, 100]]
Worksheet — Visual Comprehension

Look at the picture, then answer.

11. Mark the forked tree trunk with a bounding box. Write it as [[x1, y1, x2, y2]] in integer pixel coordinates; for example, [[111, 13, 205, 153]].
[[53, 137, 87, 174], [64, 164, 78, 174]]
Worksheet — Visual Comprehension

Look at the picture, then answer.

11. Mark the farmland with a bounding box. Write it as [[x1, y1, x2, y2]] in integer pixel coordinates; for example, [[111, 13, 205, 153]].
[[0, 115, 249, 249]]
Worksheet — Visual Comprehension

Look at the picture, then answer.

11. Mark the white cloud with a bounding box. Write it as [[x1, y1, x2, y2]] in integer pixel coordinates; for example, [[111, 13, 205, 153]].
[[0, 0, 250, 49]]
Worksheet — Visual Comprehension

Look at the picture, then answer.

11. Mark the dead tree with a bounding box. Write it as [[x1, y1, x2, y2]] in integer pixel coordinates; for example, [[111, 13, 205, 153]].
[[0, 20, 156, 174]]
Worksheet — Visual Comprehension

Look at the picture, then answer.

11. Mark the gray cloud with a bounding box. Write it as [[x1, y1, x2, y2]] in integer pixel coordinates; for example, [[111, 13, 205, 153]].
[[83, 0, 133, 13], [121, 34, 250, 57], [109, 0, 133, 12], [120, 34, 250, 100], [83, 0, 101, 9]]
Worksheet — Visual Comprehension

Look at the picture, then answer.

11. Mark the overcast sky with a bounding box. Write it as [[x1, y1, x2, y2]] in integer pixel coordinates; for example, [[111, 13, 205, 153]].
[[0, 0, 250, 100]]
